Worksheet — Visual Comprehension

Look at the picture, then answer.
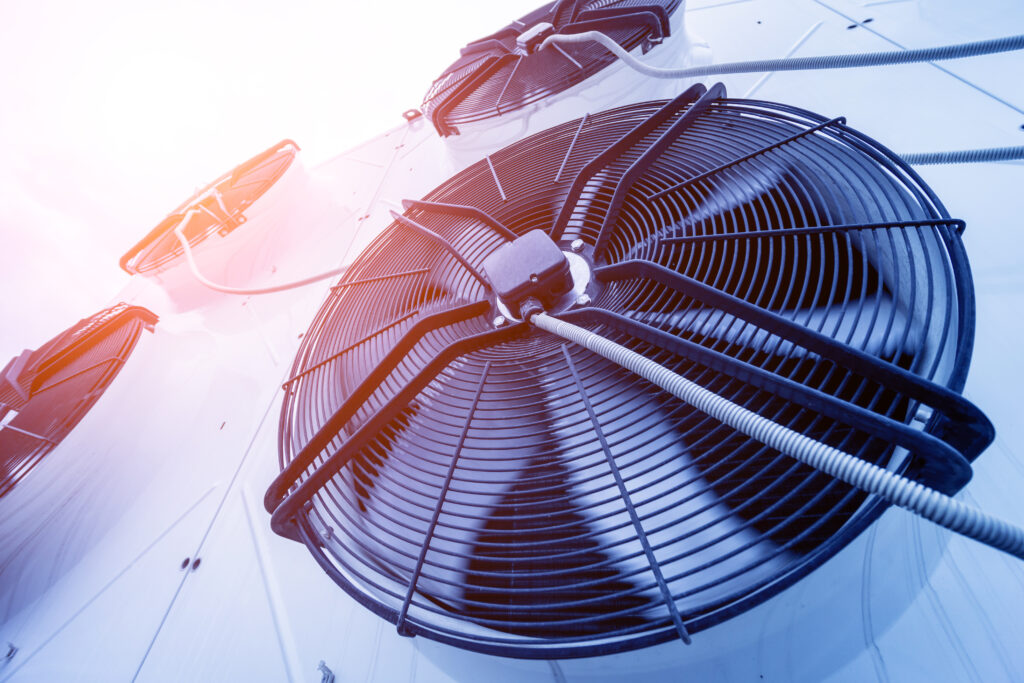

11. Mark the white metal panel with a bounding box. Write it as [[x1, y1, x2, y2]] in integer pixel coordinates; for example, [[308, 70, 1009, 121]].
[[0, 491, 220, 681]]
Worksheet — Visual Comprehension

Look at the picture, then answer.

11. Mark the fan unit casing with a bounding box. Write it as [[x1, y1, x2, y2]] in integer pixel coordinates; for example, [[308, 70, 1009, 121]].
[[426, 1, 710, 170]]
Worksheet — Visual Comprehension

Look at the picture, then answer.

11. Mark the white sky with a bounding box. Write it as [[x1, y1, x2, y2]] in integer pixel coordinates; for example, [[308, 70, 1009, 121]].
[[0, 0, 538, 358]]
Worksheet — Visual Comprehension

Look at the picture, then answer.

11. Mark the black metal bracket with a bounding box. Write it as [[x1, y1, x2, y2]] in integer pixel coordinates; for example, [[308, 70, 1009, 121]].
[[395, 360, 492, 637], [265, 299, 491, 518], [460, 38, 513, 58], [595, 259, 994, 489], [401, 199, 518, 241], [430, 54, 520, 137], [389, 210, 493, 292], [268, 321, 527, 539], [591, 82, 725, 256], [549, 82, 710, 243], [460, 27, 520, 57], [561, 344, 692, 644], [648, 117, 847, 201], [564, 6, 672, 53], [556, 306, 976, 493], [550, 0, 586, 25]]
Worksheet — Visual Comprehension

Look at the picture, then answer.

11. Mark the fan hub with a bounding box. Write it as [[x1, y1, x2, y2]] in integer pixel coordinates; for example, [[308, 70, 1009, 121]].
[[482, 229, 573, 312], [489, 247, 592, 321]]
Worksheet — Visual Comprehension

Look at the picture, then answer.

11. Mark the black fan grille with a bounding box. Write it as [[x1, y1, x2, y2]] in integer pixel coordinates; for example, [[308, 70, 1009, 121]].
[[267, 85, 989, 657], [119, 140, 298, 274], [0, 304, 157, 497], [423, 0, 683, 136]]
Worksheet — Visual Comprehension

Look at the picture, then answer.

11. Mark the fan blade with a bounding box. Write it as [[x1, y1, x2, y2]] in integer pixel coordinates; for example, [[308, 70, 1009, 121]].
[[334, 359, 569, 615], [597, 311, 919, 555], [456, 349, 795, 633], [458, 361, 657, 636]]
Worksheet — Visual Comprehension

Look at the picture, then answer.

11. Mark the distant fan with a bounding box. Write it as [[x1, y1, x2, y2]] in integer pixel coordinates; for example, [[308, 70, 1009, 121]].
[[0, 303, 157, 497], [421, 0, 706, 165], [266, 84, 992, 657], [119, 140, 313, 308], [120, 140, 299, 275]]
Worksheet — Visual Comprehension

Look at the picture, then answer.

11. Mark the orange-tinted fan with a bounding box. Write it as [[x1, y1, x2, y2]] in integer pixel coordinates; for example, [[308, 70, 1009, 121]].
[[120, 140, 300, 275], [0, 303, 157, 497]]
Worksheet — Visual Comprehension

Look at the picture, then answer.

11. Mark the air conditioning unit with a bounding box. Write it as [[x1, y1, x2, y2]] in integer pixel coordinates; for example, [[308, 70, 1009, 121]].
[[422, 0, 710, 168], [266, 83, 992, 667], [119, 140, 323, 311], [2, 3, 1021, 681]]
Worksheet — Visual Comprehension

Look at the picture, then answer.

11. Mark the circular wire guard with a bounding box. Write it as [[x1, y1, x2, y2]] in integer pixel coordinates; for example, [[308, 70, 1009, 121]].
[[119, 140, 299, 275], [422, 0, 682, 136], [270, 86, 986, 657], [0, 304, 156, 497]]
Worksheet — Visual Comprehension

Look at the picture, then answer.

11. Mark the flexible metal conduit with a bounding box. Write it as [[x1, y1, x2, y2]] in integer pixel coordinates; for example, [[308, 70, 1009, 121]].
[[531, 311, 1024, 561], [902, 146, 1024, 165], [539, 31, 1024, 79]]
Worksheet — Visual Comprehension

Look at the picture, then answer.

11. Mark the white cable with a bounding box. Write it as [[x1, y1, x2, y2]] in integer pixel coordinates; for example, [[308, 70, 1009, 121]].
[[531, 312, 1024, 561], [539, 31, 1024, 79], [172, 210, 346, 295]]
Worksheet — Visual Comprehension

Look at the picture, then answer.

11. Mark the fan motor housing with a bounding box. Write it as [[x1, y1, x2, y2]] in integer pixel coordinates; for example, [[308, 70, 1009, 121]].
[[482, 229, 573, 312]]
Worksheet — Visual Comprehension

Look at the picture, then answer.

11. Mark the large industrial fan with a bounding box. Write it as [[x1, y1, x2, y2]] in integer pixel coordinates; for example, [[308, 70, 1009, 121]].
[[265, 83, 992, 657], [0, 303, 157, 497]]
